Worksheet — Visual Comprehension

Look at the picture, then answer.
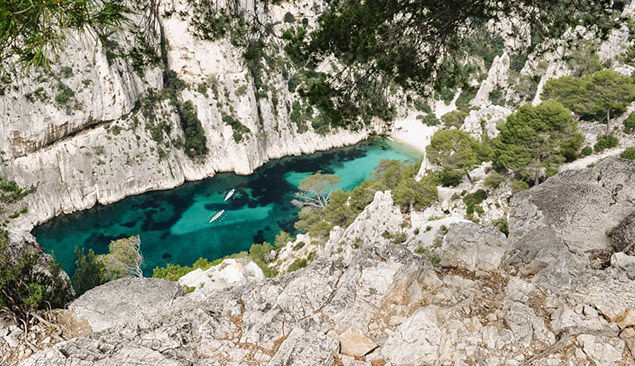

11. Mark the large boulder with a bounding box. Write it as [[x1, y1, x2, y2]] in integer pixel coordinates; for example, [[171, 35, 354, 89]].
[[381, 307, 442, 365], [609, 212, 635, 255], [440, 222, 507, 271], [69, 278, 183, 332], [505, 158, 635, 283], [179, 258, 264, 297]]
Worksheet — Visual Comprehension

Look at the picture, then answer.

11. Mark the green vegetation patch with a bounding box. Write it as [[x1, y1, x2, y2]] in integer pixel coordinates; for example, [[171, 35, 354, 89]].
[[179, 101, 208, 158], [624, 112, 635, 134], [222, 114, 251, 143], [426, 129, 489, 186], [55, 82, 75, 104], [0, 230, 73, 322], [493, 101, 583, 184], [296, 160, 438, 239], [593, 133, 619, 153], [441, 110, 469, 129], [621, 147, 635, 160], [542, 69, 635, 122]]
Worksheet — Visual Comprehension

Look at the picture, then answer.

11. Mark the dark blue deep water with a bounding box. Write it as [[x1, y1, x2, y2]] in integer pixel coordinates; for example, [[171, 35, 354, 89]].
[[33, 139, 421, 276]]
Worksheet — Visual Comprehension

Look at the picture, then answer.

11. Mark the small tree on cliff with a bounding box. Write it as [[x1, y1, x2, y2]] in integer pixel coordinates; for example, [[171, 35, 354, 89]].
[[100, 236, 144, 279], [73, 236, 144, 295], [293, 173, 340, 208], [73, 247, 107, 296], [0, 230, 72, 323]]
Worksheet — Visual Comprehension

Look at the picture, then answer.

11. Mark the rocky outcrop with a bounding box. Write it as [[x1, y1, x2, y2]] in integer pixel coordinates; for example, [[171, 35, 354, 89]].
[[609, 212, 635, 255], [68, 278, 183, 333], [318, 191, 404, 263], [18, 158, 635, 366], [440, 222, 507, 272], [505, 158, 635, 284], [179, 258, 264, 298]]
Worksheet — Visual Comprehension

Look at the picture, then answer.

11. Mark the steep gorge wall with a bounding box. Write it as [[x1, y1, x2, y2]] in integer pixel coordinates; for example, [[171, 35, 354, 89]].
[[0, 0, 381, 234]]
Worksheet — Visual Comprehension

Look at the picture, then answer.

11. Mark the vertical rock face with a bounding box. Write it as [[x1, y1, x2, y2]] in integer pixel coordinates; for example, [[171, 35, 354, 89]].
[[0, 0, 383, 233], [18, 159, 635, 366]]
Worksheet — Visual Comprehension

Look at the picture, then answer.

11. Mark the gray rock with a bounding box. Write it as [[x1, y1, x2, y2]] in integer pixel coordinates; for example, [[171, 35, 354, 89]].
[[19, 161, 635, 366], [608, 212, 635, 255], [505, 158, 635, 284], [69, 278, 183, 332], [611, 252, 635, 280], [381, 307, 442, 365], [577, 334, 625, 366], [269, 327, 338, 366], [440, 222, 507, 271]]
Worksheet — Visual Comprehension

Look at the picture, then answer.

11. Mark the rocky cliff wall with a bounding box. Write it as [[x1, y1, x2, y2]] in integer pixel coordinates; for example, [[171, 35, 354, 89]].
[[0, 0, 383, 239]]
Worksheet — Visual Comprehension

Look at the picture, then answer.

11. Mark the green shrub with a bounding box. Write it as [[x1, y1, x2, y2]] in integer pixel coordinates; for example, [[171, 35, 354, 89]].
[[288, 259, 307, 272], [580, 145, 593, 156], [419, 114, 440, 126], [492, 216, 509, 237], [390, 231, 408, 244], [244, 242, 277, 277], [274, 231, 293, 249], [413, 99, 431, 113], [427, 130, 485, 175], [192, 257, 214, 271], [54, 83, 74, 104], [284, 12, 296, 23], [594, 133, 619, 152], [489, 87, 505, 106], [542, 69, 635, 122], [392, 177, 438, 210], [441, 110, 469, 129], [620, 147, 635, 160], [61, 66, 73, 78], [484, 172, 506, 189], [463, 189, 488, 207], [493, 101, 583, 184], [222, 113, 251, 143], [511, 180, 529, 193], [73, 247, 107, 296], [153, 263, 193, 281], [625, 113, 635, 134], [290, 100, 310, 133], [179, 101, 208, 158], [25, 87, 48, 103], [0, 231, 72, 321], [437, 168, 464, 187], [456, 86, 477, 111]]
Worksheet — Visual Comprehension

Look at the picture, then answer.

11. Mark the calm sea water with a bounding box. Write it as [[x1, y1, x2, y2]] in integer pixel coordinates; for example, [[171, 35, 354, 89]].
[[33, 139, 421, 276]]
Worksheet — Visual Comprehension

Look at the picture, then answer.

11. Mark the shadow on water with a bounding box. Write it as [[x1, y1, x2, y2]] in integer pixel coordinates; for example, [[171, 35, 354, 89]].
[[33, 139, 421, 276]]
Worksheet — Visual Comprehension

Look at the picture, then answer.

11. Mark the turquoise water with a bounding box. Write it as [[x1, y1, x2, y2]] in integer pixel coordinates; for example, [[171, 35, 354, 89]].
[[33, 139, 421, 276]]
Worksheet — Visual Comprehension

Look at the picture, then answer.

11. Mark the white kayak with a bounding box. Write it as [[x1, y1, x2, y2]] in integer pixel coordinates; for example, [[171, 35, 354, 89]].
[[209, 210, 225, 223], [224, 189, 235, 201]]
